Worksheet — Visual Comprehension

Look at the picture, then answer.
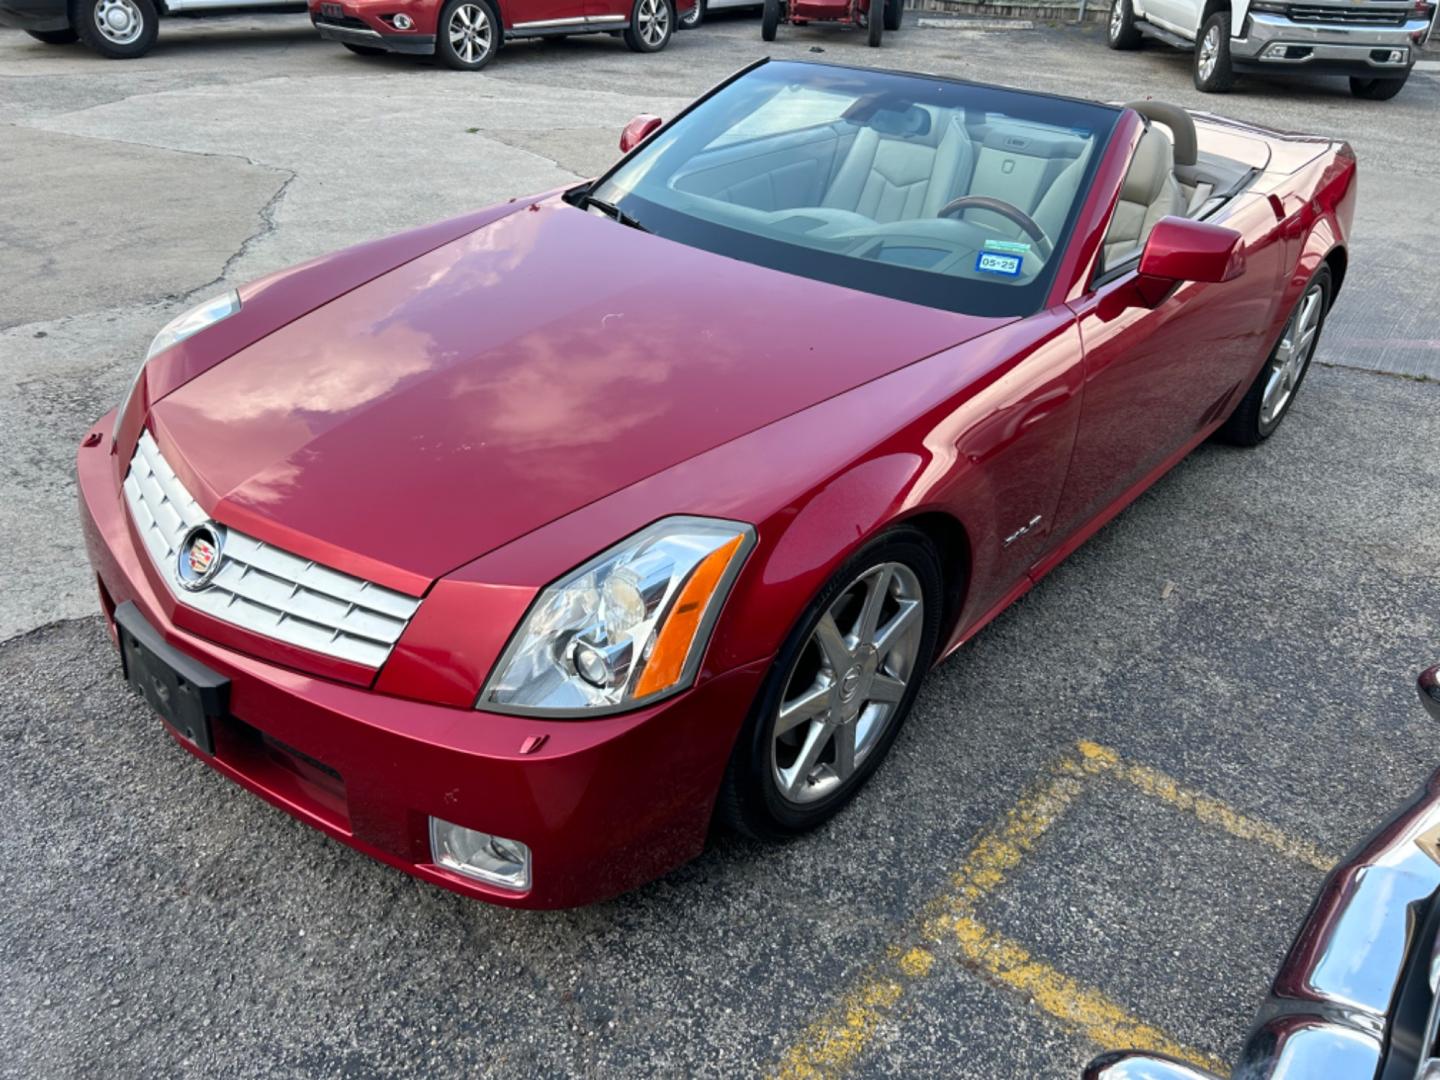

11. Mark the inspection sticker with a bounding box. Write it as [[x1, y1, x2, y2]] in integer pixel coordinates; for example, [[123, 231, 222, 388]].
[[983, 238, 1031, 255], [976, 251, 1023, 277]]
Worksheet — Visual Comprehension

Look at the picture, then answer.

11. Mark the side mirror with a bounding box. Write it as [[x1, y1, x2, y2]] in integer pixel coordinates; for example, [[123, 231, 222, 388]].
[[620, 114, 663, 153], [1134, 217, 1246, 306]]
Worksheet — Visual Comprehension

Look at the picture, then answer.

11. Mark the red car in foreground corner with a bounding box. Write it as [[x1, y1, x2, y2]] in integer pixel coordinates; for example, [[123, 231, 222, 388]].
[[79, 60, 1356, 908], [309, 0, 689, 70]]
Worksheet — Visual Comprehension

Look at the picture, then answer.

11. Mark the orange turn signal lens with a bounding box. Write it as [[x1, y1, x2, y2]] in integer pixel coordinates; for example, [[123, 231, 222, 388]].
[[634, 534, 746, 697]]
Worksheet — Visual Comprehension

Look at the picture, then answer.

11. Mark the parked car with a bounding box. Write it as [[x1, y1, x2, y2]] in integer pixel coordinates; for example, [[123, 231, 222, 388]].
[[759, 0, 901, 45], [1, 0, 303, 59], [81, 59, 1355, 908], [1089, 665, 1440, 1080], [679, 0, 760, 30], [309, 0, 688, 69], [1106, 0, 1436, 98]]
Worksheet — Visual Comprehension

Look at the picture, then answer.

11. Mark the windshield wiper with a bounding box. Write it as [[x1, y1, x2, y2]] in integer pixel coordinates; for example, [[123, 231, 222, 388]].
[[576, 191, 650, 233]]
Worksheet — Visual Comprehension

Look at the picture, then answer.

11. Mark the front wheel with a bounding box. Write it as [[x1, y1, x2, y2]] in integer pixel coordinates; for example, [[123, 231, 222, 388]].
[[1216, 267, 1331, 446], [680, 0, 704, 28], [624, 0, 673, 50], [867, 4, 882, 44], [436, 0, 498, 69], [716, 529, 943, 840], [75, 0, 158, 59], [1193, 11, 1234, 92], [1350, 74, 1407, 100], [762, 0, 779, 39], [882, 0, 902, 31], [26, 27, 80, 43], [1106, 0, 1141, 49]]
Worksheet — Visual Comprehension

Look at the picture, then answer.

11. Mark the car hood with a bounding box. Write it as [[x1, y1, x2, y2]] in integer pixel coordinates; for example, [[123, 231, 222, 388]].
[[151, 199, 1009, 589]]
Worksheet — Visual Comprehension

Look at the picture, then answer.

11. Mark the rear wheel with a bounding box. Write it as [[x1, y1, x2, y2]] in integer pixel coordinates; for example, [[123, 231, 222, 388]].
[[1193, 11, 1235, 92], [1216, 267, 1331, 446], [716, 529, 942, 840], [436, 0, 498, 69], [26, 27, 79, 43], [867, 3, 882, 44], [680, 0, 704, 28], [1106, 0, 1141, 48], [761, 0, 779, 38], [624, 0, 673, 50], [75, 0, 158, 59], [882, 0, 902, 31], [1350, 74, 1407, 100]]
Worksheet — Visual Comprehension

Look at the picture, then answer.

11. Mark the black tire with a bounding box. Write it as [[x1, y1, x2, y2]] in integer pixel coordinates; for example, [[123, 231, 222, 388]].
[[680, 0, 705, 28], [74, 0, 158, 59], [761, 0, 779, 39], [1193, 10, 1235, 93], [435, 0, 499, 69], [624, 0, 673, 50], [882, 0, 902, 31], [1216, 266, 1332, 446], [1106, 0, 1141, 49], [715, 528, 944, 841], [1350, 74, 1407, 100], [342, 42, 387, 55], [26, 27, 80, 43], [867, 3, 882, 44]]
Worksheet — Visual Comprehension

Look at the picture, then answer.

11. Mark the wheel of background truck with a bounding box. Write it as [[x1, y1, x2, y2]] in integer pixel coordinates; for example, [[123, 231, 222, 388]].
[[1350, 74, 1407, 100], [681, 0, 704, 29], [1216, 266, 1331, 446], [436, 0, 499, 69], [343, 42, 386, 54], [1193, 11, 1235, 92], [883, 0, 902, 31], [26, 27, 79, 43], [715, 528, 943, 840], [867, 4, 882, 44], [624, 0, 673, 51], [75, 0, 158, 59], [762, 0, 779, 40], [1106, 0, 1141, 49]]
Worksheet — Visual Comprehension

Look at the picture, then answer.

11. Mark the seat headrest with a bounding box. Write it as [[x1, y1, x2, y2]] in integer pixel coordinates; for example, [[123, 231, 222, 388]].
[[1120, 127, 1176, 205]]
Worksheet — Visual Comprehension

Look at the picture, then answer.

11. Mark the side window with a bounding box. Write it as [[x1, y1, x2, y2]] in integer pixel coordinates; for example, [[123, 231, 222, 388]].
[[1098, 127, 1182, 276]]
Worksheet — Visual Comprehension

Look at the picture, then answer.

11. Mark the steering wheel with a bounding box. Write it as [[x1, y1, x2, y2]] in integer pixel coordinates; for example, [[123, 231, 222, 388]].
[[936, 195, 1053, 260]]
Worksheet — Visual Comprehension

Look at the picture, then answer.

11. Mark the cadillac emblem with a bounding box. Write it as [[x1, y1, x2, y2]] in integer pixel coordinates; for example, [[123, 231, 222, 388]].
[[176, 523, 225, 591]]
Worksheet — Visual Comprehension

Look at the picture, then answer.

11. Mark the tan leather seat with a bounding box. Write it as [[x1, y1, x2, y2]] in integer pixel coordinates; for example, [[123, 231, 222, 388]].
[[819, 115, 974, 224], [1102, 126, 1185, 267]]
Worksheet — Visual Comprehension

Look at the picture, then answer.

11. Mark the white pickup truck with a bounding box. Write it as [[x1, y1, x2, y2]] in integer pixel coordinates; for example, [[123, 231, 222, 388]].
[[1107, 0, 1435, 98]]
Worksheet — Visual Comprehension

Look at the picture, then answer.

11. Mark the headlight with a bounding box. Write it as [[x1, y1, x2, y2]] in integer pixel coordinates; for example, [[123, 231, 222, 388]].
[[114, 290, 241, 437], [481, 516, 755, 716]]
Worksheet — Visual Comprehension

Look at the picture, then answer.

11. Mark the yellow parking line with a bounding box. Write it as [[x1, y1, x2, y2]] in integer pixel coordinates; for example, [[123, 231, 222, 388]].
[[1076, 741, 1336, 873], [771, 740, 1331, 1079]]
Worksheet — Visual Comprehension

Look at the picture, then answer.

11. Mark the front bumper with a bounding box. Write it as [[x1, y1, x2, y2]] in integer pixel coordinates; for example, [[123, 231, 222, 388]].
[[0, 0, 69, 32], [312, 16, 436, 52], [1230, 12, 1432, 75], [78, 415, 769, 909]]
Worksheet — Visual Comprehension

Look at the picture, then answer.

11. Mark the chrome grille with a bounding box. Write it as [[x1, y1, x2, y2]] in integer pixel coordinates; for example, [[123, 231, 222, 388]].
[[123, 430, 421, 668], [1289, 4, 1409, 24]]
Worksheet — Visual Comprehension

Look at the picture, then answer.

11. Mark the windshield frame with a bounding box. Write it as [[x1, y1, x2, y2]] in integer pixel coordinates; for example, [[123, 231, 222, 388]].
[[574, 60, 1124, 319]]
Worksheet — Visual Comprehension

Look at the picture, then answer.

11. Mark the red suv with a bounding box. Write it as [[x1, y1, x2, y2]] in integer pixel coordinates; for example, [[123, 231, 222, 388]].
[[310, 0, 688, 68]]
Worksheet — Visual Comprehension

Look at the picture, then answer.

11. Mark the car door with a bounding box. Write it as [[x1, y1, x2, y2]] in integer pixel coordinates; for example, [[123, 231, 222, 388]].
[[506, 0, 591, 31], [1045, 191, 1288, 547]]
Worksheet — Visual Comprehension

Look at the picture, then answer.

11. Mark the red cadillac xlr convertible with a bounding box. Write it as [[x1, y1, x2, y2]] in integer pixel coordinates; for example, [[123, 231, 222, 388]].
[[79, 61, 1356, 907]]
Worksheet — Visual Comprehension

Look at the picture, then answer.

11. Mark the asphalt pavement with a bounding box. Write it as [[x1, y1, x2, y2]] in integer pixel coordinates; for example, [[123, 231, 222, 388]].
[[1, 13, 1438, 1079]]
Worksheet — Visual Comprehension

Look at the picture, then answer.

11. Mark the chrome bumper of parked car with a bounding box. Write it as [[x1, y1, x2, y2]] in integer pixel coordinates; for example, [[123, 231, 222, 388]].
[[1231, 12, 1431, 69], [1088, 670, 1440, 1080]]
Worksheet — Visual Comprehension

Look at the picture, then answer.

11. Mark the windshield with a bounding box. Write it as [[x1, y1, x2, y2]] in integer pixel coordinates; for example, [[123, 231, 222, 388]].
[[586, 61, 1120, 318]]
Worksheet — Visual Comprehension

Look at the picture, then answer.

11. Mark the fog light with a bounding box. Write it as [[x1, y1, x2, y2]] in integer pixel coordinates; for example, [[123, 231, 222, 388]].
[[429, 817, 531, 891], [392, 12, 413, 28]]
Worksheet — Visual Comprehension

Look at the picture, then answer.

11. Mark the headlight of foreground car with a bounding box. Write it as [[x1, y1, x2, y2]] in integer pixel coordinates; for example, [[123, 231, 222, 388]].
[[481, 517, 755, 716], [114, 290, 242, 438]]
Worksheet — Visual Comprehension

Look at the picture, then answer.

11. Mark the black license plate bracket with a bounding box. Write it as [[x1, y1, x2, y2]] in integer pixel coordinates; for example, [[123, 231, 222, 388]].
[[115, 601, 229, 756]]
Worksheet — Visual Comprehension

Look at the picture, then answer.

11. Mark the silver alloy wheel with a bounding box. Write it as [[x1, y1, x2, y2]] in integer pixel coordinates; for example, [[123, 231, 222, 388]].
[[94, 0, 143, 45], [1109, 0, 1123, 39], [1260, 282, 1324, 426], [448, 2, 492, 64], [637, 0, 669, 44], [1198, 24, 1220, 79], [680, 0, 699, 26], [770, 562, 924, 805]]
